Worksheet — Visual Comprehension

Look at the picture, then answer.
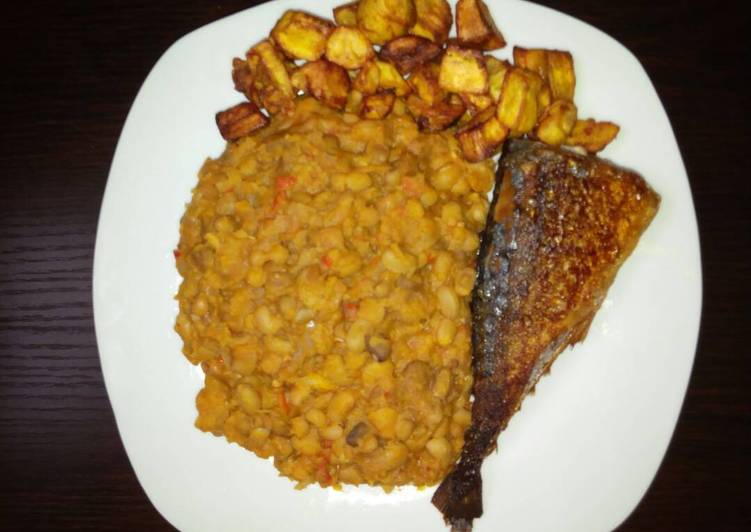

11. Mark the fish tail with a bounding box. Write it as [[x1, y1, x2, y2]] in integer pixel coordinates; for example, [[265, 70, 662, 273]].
[[431, 460, 483, 531]]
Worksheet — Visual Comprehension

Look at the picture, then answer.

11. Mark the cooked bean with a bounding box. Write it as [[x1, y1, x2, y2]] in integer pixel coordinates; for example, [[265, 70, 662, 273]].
[[231, 344, 257, 375], [321, 425, 344, 440], [235, 384, 261, 414], [327, 391, 356, 423], [366, 335, 391, 361], [431, 163, 461, 191], [246, 266, 266, 287], [426, 437, 452, 462], [395, 415, 415, 441], [305, 408, 327, 428], [382, 245, 417, 275], [177, 99, 495, 488], [433, 368, 452, 398], [255, 305, 282, 335], [437, 285, 459, 318], [454, 267, 476, 296], [192, 295, 208, 317], [346, 422, 369, 446], [368, 407, 398, 438], [292, 435, 320, 456], [398, 360, 432, 398], [260, 353, 283, 376], [436, 318, 457, 346], [345, 319, 369, 352], [290, 416, 310, 438], [359, 298, 385, 324]]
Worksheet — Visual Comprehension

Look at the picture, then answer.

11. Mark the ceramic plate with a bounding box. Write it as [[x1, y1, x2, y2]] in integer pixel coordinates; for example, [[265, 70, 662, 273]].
[[93, 1, 702, 530]]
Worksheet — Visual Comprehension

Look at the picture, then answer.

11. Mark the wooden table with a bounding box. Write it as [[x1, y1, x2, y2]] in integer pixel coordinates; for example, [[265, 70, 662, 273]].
[[1, 1, 748, 530]]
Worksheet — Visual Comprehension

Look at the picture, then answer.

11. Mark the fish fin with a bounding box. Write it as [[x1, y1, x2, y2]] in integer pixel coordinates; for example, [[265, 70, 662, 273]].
[[432, 462, 483, 531]]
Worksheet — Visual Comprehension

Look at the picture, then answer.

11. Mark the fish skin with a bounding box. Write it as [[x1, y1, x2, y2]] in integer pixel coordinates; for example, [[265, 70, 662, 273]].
[[432, 139, 660, 531]]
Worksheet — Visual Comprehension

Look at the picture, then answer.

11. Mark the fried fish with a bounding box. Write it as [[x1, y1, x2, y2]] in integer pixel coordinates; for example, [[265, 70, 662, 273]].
[[432, 139, 660, 531]]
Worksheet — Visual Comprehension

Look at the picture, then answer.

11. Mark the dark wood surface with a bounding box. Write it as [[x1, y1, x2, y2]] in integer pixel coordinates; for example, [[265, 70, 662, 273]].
[[1, 1, 748, 530]]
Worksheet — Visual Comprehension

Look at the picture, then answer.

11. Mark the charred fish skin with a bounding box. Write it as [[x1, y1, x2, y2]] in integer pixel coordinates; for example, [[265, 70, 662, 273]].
[[432, 140, 660, 531], [432, 148, 519, 529], [431, 209, 512, 528]]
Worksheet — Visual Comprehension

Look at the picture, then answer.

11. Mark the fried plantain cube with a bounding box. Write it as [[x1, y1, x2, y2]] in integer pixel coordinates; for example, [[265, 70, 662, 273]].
[[406, 94, 466, 131], [376, 60, 411, 96], [455, 0, 506, 51], [439, 45, 488, 94], [345, 89, 365, 114], [361, 90, 397, 119], [216, 102, 269, 141], [380, 35, 442, 74], [407, 61, 446, 105], [537, 83, 552, 114], [270, 10, 335, 61], [391, 95, 408, 116], [455, 106, 509, 161], [515, 70, 544, 134], [247, 40, 296, 114], [566, 119, 620, 152], [232, 57, 255, 100], [326, 26, 375, 69], [410, 0, 452, 43], [353, 59, 381, 94], [495, 67, 542, 134], [546, 50, 576, 101], [513, 47, 575, 101], [357, 0, 416, 46], [512, 47, 548, 78], [535, 99, 577, 146], [291, 60, 351, 110], [333, 1, 359, 26], [460, 92, 494, 115], [486, 56, 510, 101]]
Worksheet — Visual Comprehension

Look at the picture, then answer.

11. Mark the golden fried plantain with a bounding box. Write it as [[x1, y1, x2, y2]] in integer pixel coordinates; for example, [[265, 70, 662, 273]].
[[357, 0, 416, 45], [216, 102, 269, 141], [391, 95, 408, 116], [460, 93, 494, 117], [376, 60, 412, 96], [455, 0, 506, 51], [291, 60, 351, 110], [410, 0, 452, 43], [361, 90, 397, 119], [535, 99, 577, 146], [407, 61, 446, 105], [486, 56, 511, 101], [546, 50, 576, 101], [246, 40, 296, 114], [512, 47, 548, 78], [345, 89, 365, 114], [326, 26, 375, 69], [514, 69, 545, 134], [350, 59, 412, 96], [514, 47, 576, 101], [406, 94, 466, 131], [232, 57, 254, 100], [439, 45, 488, 94], [455, 106, 509, 161], [270, 10, 335, 61], [495, 67, 541, 134], [353, 60, 381, 94], [566, 119, 619, 152], [537, 83, 552, 113], [333, 1, 359, 26], [380, 35, 442, 74]]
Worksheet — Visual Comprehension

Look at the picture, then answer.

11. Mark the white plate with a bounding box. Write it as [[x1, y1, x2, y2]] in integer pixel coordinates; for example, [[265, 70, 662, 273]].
[[93, 1, 701, 531]]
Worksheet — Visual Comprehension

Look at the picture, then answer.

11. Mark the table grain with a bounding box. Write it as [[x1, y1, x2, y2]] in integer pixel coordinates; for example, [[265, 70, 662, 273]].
[[1, 1, 749, 530]]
